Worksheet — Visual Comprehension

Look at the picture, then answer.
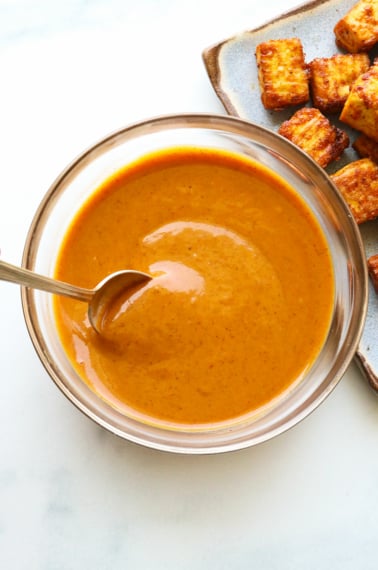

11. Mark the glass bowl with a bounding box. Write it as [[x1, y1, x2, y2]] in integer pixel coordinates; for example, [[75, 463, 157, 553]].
[[21, 114, 368, 454]]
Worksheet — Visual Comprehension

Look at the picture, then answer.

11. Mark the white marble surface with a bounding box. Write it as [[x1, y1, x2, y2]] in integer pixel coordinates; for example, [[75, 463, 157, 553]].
[[0, 1, 377, 568]]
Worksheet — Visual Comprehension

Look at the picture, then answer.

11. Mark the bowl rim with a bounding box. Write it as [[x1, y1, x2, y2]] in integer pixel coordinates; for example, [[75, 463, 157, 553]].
[[21, 112, 369, 454]]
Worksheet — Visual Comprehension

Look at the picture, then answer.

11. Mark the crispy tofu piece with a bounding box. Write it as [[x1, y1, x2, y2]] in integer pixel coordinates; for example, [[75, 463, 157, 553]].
[[353, 133, 378, 161], [331, 158, 378, 223], [255, 38, 309, 111], [309, 53, 370, 113], [340, 64, 378, 142], [278, 107, 349, 167], [334, 0, 378, 53], [368, 254, 378, 294]]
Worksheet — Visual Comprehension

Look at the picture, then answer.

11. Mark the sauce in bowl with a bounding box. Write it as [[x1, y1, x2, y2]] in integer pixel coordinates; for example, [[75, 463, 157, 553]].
[[54, 146, 334, 427]]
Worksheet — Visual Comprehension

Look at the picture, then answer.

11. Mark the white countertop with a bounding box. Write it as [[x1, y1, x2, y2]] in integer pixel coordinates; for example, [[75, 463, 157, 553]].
[[1, 1, 377, 568]]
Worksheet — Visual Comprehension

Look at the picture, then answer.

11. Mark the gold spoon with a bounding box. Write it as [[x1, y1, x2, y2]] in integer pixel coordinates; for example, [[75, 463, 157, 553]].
[[0, 260, 151, 332]]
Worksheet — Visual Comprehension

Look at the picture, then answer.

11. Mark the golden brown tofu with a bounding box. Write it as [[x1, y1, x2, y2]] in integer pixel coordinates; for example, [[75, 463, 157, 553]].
[[278, 107, 349, 168], [367, 253, 378, 294], [340, 64, 378, 142], [331, 158, 378, 223], [353, 133, 378, 161], [255, 38, 309, 111], [334, 0, 378, 53], [309, 53, 370, 113]]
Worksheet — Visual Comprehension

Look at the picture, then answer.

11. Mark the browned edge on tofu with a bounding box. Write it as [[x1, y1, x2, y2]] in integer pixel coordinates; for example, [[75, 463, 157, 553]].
[[353, 133, 378, 162], [367, 254, 378, 294], [334, 0, 378, 53], [340, 64, 378, 142], [309, 53, 370, 114], [278, 107, 349, 168], [331, 157, 378, 224], [255, 38, 309, 111]]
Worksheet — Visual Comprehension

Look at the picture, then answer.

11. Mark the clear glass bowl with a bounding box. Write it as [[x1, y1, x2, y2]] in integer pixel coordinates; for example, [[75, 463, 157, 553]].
[[21, 114, 368, 454]]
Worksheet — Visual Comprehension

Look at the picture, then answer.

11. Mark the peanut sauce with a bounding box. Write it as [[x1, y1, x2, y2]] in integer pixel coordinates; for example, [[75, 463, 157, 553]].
[[54, 147, 334, 426]]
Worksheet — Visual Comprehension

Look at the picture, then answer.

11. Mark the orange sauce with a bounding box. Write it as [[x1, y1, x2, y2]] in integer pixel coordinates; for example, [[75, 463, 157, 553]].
[[54, 147, 334, 426]]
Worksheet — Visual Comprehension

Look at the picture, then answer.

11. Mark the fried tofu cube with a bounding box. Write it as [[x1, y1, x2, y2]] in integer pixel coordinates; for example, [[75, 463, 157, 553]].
[[255, 38, 309, 111], [353, 133, 378, 161], [331, 158, 378, 223], [340, 64, 378, 142], [309, 53, 370, 113], [334, 0, 378, 53], [278, 107, 349, 168], [368, 254, 378, 294]]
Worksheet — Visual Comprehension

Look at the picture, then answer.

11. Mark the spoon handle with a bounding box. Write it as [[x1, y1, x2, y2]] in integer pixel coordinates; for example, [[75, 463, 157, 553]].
[[0, 260, 94, 302]]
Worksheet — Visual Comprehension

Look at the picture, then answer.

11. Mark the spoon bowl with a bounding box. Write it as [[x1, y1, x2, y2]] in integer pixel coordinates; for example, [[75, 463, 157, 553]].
[[89, 270, 151, 331], [0, 260, 151, 332]]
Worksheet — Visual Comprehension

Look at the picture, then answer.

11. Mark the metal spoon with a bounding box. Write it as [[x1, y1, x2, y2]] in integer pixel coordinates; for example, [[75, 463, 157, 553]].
[[0, 260, 151, 332]]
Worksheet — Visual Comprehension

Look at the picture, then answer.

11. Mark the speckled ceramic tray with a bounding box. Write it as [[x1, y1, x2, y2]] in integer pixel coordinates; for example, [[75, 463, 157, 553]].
[[202, 0, 378, 391]]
